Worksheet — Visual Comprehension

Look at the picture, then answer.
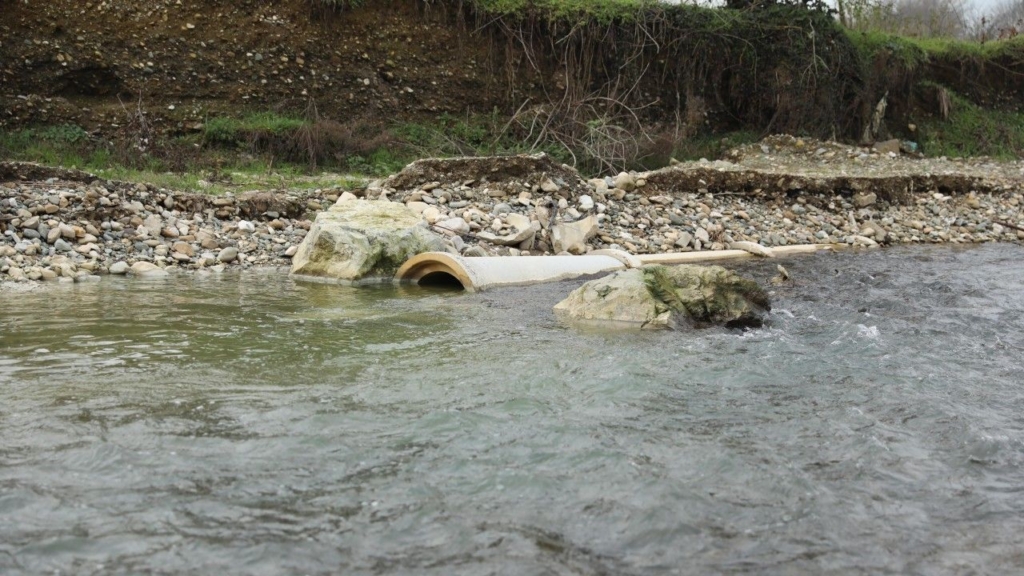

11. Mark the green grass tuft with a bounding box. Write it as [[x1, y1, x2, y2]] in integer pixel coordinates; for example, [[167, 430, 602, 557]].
[[846, 28, 1024, 68], [472, 0, 658, 23], [915, 84, 1024, 159], [845, 29, 930, 70], [203, 112, 308, 145]]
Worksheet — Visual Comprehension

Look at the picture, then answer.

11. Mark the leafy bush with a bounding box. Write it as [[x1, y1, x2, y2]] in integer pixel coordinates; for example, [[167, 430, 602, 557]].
[[40, 124, 90, 144]]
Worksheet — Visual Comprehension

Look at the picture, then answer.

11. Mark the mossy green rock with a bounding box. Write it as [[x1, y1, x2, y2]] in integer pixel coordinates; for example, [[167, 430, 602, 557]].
[[290, 199, 445, 283], [553, 264, 770, 329]]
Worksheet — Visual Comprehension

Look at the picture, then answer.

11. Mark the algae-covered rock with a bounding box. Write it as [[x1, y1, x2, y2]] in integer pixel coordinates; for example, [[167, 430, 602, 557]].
[[553, 264, 770, 329], [643, 265, 770, 328], [290, 199, 445, 283]]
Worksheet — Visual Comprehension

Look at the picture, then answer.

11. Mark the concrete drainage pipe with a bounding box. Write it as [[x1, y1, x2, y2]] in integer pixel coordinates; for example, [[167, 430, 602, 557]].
[[395, 245, 832, 292], [394, 252, 629, 292]]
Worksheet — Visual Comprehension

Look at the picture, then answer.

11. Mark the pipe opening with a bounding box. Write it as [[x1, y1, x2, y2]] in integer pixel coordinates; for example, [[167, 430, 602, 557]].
[[417, 271, 466, 291]]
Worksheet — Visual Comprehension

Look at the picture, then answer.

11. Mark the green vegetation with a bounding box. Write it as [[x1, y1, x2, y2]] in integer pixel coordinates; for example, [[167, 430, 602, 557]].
[[0, 112, 565, 191], [91, 165, 367, 196], [203, 112, 308, 146], [845, 29, 931, 68], [395, 113, 567, 162], [0, 123, 371, 194], [915, 85, 1024, 158], [845, 26, 1024, 158], [309, 0, 660, 23], [846, 27, 1024, 64], [469, 0, 658, 23], [0, 125, 105, 171]]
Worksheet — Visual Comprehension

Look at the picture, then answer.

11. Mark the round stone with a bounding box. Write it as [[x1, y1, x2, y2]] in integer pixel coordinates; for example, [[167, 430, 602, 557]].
[[217, 247, 239, 263]]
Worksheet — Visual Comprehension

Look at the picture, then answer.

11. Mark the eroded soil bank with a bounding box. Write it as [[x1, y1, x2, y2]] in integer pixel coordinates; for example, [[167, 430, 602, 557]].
[[4, 0, 1023, 171]]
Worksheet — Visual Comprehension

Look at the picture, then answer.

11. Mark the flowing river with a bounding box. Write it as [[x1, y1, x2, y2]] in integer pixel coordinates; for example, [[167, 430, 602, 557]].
[[2, 244, 1023, 574]]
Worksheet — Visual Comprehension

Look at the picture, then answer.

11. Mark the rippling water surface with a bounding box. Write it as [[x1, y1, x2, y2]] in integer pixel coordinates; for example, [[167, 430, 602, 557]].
[[2, 245, 1024, 575]]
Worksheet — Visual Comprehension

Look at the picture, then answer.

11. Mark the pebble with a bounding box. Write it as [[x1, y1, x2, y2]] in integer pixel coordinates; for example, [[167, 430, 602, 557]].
[[172, 242, 195, 256], [540, 178, 560, 193], [613, 172, 636, 191], [422, 206, 442, 224], [217, 247, 239, 262]]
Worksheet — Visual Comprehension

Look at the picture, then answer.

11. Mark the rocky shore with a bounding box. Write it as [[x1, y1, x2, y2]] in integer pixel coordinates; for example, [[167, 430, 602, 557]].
[[3, 136, 1024, 289], [0, 161, 337, 285]]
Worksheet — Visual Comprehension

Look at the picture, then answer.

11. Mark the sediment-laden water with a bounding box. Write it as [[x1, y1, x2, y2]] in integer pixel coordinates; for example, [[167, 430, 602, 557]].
[[2, 245, 1023, 575]]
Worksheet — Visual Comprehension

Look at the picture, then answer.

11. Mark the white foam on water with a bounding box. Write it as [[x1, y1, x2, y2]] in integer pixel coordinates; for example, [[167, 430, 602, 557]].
[[857, 324, 880, 338]]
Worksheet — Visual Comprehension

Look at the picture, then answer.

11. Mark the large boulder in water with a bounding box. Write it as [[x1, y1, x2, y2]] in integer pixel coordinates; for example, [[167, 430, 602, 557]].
[[290, 198, 446, 283], [553, 265, 770, 329]]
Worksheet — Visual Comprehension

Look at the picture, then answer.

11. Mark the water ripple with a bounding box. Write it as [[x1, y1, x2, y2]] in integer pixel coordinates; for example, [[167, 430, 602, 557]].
[[2, 245, 1024, 574]]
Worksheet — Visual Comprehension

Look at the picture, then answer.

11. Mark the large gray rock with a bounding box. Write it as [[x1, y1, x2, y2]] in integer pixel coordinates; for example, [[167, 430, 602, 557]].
[[290, 199, 445, 282], [553, 265, 770, 329], [550, 215, 598, 254]]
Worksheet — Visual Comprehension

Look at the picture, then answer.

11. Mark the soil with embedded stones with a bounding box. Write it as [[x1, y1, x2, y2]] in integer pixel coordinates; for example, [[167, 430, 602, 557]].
[[1, 0, 498, 138]]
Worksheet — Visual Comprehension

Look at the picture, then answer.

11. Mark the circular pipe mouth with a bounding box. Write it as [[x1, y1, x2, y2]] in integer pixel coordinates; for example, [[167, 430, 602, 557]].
[[417, 271, 465, 290], [395, 253, 475, 291]]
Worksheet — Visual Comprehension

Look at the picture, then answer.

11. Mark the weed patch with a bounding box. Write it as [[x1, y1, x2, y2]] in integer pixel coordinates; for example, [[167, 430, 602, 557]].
[[915, 84, 1024, 158], [201, 110, 397, 171]]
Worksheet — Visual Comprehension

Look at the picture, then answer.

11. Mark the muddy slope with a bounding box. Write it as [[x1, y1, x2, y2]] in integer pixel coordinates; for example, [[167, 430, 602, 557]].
[[3, 1, 1023, 150], [1, 0, 498, 131]]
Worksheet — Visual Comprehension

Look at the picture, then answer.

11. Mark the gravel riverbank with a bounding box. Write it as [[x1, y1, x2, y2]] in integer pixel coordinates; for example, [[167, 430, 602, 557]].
[[3, 136, 1024, 288], [1, 162, 333, 286]]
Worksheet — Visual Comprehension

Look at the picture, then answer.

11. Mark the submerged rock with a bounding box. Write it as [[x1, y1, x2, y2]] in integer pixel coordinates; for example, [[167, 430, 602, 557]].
[[290, 198, 445, 283], [553, 265, 770, 329]]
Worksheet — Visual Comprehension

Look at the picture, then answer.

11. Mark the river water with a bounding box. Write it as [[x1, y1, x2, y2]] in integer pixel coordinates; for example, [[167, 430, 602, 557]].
[[2, 245, 1023, 575]]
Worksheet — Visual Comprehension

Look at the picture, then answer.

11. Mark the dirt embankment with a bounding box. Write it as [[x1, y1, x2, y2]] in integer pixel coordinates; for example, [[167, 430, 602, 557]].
[[1, 0, 499, 134], [5, 0, 1021, 150]]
